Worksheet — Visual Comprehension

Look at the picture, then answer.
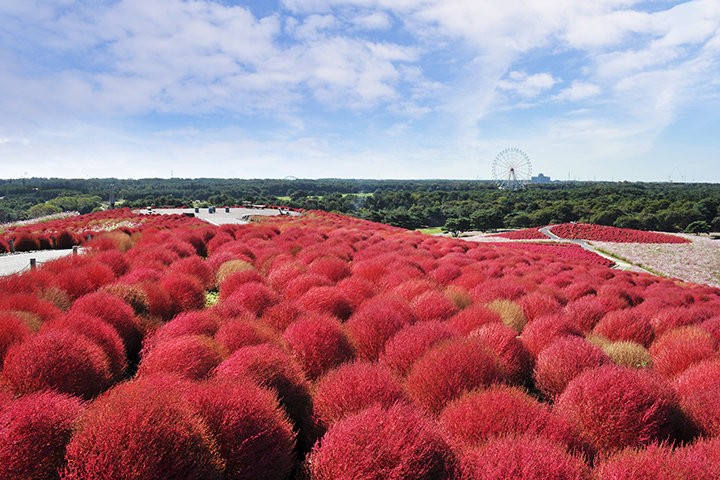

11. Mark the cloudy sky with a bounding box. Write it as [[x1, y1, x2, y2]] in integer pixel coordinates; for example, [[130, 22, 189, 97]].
[[1, 0, 718, 181]]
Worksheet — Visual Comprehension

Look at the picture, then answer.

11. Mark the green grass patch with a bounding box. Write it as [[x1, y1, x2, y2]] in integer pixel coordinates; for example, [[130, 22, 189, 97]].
[[416, 226, 444, 235]]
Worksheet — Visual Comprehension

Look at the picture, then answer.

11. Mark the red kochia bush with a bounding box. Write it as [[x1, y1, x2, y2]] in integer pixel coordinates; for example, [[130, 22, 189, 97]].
[[219, 281, 279, 316], [592, 308, 655, 348], [0, 312, 31, 363], [283, 314, 354, 379], [307, 256, 351, 282], [93, 249, 130, 277], [446, 305, 502, 335], [70, 292, 143, 358], [593, 444, 689, 480], [160, 273, 206, 314], [439, 386, 585, 455], [405, 337, 503, 414], [682, 437, 720, 479], [470, 323, 534, 386], [555, 365, 683, 452], [167, 256, 214, 290], [649, 326, 718, 378], [534, 336, 610, 400], [138, 335, 225, 381], [214, 316, 278, 353], [62, 377, 223, 480], [0, 391, 84, 480], [563, 296, 617, 333], [218, 270, 266, 299], [297, 286, 353, 320], [44, 312, 128, 380], [380, 321, 455, 376], [1, 330, 111, 399], [261, 301, 304, 332], [187, 380, 296, 480], [346, 296, 416, 360], [673, 359, 720, 437], [336, 276, 376, 309], [410, 290, 459, 323], [149, 310, 221, 346], [458, 434, 589, 480], [520, 313, 583, 358], [305, 402, 457, 480], [312, 361, 407, 428]]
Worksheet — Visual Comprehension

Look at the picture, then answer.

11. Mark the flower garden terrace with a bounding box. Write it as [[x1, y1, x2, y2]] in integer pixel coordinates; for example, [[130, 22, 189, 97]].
[[1, 209, 720, 479]]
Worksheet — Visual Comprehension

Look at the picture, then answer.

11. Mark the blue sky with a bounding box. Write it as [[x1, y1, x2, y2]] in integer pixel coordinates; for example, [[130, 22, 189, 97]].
[[0, 0, 719, 181]]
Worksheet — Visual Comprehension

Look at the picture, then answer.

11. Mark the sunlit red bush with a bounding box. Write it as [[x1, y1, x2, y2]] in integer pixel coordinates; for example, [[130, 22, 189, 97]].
[[550, 223, 689, 244], [283, 313, 354, 379], [297, 286, 353, 320], [673, 358, 720, 437], [649, 326, 718, 378], [380, 321, 455, 376], [411, 290, 459, 323], [346, 295, 415, 360], [218, 281, 279, 317], [592, 308, 655, 348], [138, 335, 225, 381]]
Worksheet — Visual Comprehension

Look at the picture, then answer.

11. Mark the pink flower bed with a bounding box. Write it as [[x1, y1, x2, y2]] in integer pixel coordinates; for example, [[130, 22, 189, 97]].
[[550, 223, 689, 244], [485, 242, 615, 267]]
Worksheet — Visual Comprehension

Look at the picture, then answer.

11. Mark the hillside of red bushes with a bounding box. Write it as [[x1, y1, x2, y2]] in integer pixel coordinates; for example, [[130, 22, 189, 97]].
[[1, 209, 720, 479]]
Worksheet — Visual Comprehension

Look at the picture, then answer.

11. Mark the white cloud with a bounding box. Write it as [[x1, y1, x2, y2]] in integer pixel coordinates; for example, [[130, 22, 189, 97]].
[[352, 11, 392, 30], [498, 71, 559, 98], [554, 82, 602, 101]]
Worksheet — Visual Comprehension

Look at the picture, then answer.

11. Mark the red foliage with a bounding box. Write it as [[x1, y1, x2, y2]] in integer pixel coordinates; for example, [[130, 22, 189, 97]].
[[187, 380, 296, 480], [649, 327, 718, 378], [307, 256, 351, 282], [520, 313, 583, 358], [93, 249, 130, 277], [138, 335, 224, 381], [519, 291, 563, 321], [281, 273, 333, 300], [470, 323, 534, 386], [555, 365, 684, 452], [392, 279, 437, 301], [62, 376, 224, 480], [336, 276, 377, 309], [380, 321, 455, 376], [149, 310, 221, 346], [0, 391, 84, 480], [550, 223, 689, 243], [1, 330, 111, 399], [13, 234, 40, 252], [267, 262, 305, 290], [44, 312, 128, 380], [218, 281, 279, 317], [563, 295, 617, 333], [0, 312, 31, 364], [297, 286, 353, 320], [70, 292, 143, 358], [167, 256, 214, 290], [137, 280, 175, 320], [681, 438, 720, 480], [405, 337, 503, 414], [410, 290, 460, 323], [458, 434, 589, 480], [650, 307, 706, 338], [490, 227, 547, 239], [218, 269, 266, 299], [312, 361, 407, 428], [439, 386, 585, 455], [261, 301, 304, 332], [673, 359, 720, 437], [160, 272, 206, 315], [592, 308, 655, 347], [305, 403, 457, 480], [214, 315, 278, 353], [446, 305, 502, 335], [346, 295, 416, 360], [0, 292, 61, 323], [594, 444, 689, 480], [283, 314, 354, 379], [534, 336, 610, 399], [431, 264, 462, 284]]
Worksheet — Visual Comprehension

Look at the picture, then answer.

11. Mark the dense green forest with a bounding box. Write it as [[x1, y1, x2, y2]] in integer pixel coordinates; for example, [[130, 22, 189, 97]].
[[1, 178, 719, 233]]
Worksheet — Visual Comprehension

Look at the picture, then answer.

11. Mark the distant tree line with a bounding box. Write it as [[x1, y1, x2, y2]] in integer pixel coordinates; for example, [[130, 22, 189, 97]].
[[1, 178, 718, 233]]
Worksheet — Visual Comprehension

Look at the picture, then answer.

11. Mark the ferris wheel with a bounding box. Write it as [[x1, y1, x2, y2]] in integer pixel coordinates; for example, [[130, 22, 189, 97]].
[[492, 148, 532, 190]]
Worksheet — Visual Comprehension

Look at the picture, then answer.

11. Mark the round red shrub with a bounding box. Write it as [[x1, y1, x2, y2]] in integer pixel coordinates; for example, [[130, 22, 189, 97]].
[[218, 281, 279, 317], [93, 249, 130, 277], [439, 386, 585, 455], [70, 292, 143, 358], [13, 234, 40, 252], [594, 443, 689, 480], [520, 313, 584, 358], [267, 262, 305, 291], [44, 312, 128, 380], [218, 269, 266, 299], [138, 335, 225, 381], [519, 291, 563, 321], [673, 358, 720, 437], [393, 279, 438, 301], [168, 256, 214, 290], [262, 301, 304, 332], [470, 323, 534, 386], [446, 305, 502, 335], [137, 280, 175, 320], [297, 286, 353, 320], [681, 437, 720, 480], [62, 376, 223, 480], [305, 402, 457, 480], [283, 314, 354, 379], [282, 273, 333, 300], [380, 321, 455, 376], [312, 361, 407, 428], [405, 337, 503, 414], [150, 310, 221, 346], [0, 391, 84, 480], [592, 309, 655, 348], [336, 276, 376, 309], [187, 380, 296, 480], [564, 296, 618, 333], [346, 296, 416, 360], [2, 330, 111, 399], [1, 292, 61, 323], [650, 307, 705, 338], [212, 343, 316, 454], [458, 434, 589, 480], [556, 365, 683, 452], [214, 315, 278, 353], [650, 326, 718, 378], [160, 273, 206, 314], [534, 336, 610, 400], [410, 290, 459, 323], [431, 263, 462, 285], [0, 312, 31, 364], [308, 256, 351, 282]]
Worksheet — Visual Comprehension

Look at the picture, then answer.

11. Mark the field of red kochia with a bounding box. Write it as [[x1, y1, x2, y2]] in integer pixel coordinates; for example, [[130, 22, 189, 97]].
[[1, 209, 719, 479]]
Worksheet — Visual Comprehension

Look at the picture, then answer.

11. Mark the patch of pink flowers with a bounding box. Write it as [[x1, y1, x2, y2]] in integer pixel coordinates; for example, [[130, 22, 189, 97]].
[[551, 223, 689, 244]]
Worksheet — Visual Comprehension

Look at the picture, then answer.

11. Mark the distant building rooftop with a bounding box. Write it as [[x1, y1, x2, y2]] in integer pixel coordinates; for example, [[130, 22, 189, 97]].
[[531, 173, 551, 183]]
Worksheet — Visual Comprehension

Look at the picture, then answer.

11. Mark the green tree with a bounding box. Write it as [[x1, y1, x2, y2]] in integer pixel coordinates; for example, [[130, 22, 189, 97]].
[[442, 217, 470, 237], [27, 202, 63, 218], [685, 220, 711, 234]]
